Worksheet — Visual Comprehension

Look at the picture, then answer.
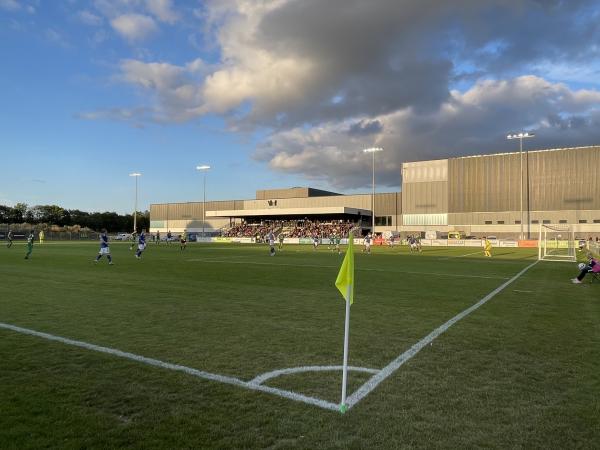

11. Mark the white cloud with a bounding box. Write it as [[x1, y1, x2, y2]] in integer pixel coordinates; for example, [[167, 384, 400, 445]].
[[80, 58, 209, 123], [85, 0, 600, 190], [0, 0, 35, 13], [254, 76, 600, 190], [145, 0, 178, 24], [110, 13, 157, 42], [93, 0, 600, 129], [0, 0, 20, 11], [77, 10, 103, 26], [45, 28, 70, 48], [93, 0, 140, 18]]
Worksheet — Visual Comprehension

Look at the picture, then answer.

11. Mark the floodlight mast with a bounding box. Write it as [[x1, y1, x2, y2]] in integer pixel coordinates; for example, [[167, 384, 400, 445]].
[[129, 173, 141, 233], [506, 132, 535, 239], [363, 147, 383, 235], [196, 165, 211, 238]]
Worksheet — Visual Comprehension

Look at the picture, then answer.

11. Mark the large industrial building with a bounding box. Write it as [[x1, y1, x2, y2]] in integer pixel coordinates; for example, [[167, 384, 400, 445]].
[[150, 145, 600, 239]]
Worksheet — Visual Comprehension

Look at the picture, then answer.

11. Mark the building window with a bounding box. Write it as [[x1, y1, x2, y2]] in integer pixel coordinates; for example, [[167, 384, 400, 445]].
[[375, 216, 392, 226], [531, 220, 539, 224], [594, 219, 600, 224], [514, 220, 521, 224], [403, 214, 448, 226], [579, 220, 587, 224], [543, 220, 551, 224], [484, 220, 492, 225], [497, 221, 505, 224], [559, 220, 567, 224]]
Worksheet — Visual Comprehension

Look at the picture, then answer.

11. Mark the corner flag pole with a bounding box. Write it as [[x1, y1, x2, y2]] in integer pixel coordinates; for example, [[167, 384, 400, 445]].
[[340, 283, 352, 410], [335, 231, 354, 413]]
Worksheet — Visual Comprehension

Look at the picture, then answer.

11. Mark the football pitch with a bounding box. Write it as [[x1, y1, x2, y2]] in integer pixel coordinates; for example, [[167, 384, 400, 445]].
[[1, 242, 599, 449]]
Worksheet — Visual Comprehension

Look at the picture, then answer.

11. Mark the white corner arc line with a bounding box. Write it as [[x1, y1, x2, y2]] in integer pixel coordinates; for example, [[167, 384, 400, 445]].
[[250, 365, 380, 385], [345, 260, 539, 410], [0, 322, 338, 412], [0, 260, 538, 414]]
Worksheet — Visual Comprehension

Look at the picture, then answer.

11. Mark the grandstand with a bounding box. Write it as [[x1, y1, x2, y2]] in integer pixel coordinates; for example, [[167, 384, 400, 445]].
[[222, 219, 356, 240], [150, 145, 600, 240]]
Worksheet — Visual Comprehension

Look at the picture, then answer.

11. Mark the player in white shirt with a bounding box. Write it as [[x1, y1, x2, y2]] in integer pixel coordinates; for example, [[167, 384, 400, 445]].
[[135, 230, 147, 259], [363, 233, 372, 254], [267, 231, 276, 256], [94, 229, 113, 265]]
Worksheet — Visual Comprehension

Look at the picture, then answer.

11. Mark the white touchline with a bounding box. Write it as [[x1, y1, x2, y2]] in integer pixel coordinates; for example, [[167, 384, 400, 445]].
[[0, 322, 339, 412], [439, 250, 484, 260], [0, 260, 538, 413], [187, 259, 508, 280], [344, 260, 539, 410]]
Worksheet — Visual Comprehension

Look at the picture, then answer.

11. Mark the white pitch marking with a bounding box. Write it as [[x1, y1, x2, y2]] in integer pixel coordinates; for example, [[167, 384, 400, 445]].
[[344, 260, 539, 410], [1, 260, 537, 413], [187, 259, 509, 280], [0, 322, 338, 411], [439, 250, 483, 260], [250, 365, 380, 385]]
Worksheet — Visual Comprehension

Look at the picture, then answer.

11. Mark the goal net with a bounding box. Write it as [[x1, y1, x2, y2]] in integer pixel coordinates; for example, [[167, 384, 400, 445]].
[[588, 240, 600, 259], [538, 224, 576, 262]]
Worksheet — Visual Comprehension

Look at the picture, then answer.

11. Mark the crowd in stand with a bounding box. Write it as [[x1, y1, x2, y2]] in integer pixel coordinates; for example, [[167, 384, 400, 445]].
[[223, 223, 272, 238], [222, 219, 357, 239], [285, 219, 355, 238]]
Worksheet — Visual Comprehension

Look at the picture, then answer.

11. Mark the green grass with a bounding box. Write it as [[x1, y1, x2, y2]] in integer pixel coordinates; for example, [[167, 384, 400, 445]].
[[1, 242, 599, 449]]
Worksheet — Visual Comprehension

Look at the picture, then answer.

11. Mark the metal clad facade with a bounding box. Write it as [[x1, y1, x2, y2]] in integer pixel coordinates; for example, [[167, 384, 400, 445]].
[[401, 159, 448, 214], [528, 147, 600, 211], [150, 146, 600, 236], [256, 187, 308, 200], [374, 192, 398, 216], [448, 153, 521, 213]]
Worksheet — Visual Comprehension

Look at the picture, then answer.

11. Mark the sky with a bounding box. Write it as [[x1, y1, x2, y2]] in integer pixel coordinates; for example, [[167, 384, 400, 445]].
[[1, 0, 600, 214]]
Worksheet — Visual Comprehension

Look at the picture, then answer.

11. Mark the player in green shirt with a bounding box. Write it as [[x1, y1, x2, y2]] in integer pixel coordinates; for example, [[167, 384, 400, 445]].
[[328, 233, 335, 251], [24, 230, 34, 259], [129, 231, 137, 251], [180, 230, 187, 250], [278, 233, 285, 250]]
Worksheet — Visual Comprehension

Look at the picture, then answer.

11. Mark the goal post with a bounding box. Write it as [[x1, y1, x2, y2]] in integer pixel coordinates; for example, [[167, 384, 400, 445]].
[[538, 224, 576, 262]]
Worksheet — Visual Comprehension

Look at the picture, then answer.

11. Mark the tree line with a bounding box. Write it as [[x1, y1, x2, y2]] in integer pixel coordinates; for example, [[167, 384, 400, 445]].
[[0, 203, 150, 232]]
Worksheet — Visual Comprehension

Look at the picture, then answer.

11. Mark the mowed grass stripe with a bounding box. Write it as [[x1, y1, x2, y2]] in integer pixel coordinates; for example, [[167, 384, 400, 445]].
[[1, 243, 598, 448], [1, 243, 522, 380]]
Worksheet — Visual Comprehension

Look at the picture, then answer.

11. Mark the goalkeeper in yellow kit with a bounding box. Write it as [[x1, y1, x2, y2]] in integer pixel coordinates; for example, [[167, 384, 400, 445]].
[[484, 237, 492, 257]]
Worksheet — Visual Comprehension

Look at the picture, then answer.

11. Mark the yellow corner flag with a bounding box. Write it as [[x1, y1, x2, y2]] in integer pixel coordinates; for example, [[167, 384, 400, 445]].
[[335, 232, 355, 304]]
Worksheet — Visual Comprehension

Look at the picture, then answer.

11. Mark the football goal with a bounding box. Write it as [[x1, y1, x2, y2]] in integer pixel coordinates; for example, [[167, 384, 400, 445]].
[[538, 224, 576, 262]]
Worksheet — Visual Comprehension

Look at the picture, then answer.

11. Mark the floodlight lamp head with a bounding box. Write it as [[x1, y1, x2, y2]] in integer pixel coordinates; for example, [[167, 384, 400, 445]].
[[363, 147, 384, 153], [129, 172, 141, 177], [196, 165, 211, 171], [507, 132, 535, 140]]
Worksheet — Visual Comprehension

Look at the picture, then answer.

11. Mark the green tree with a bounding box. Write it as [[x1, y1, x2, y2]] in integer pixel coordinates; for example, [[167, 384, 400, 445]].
[[10, 203, 28, 223]]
